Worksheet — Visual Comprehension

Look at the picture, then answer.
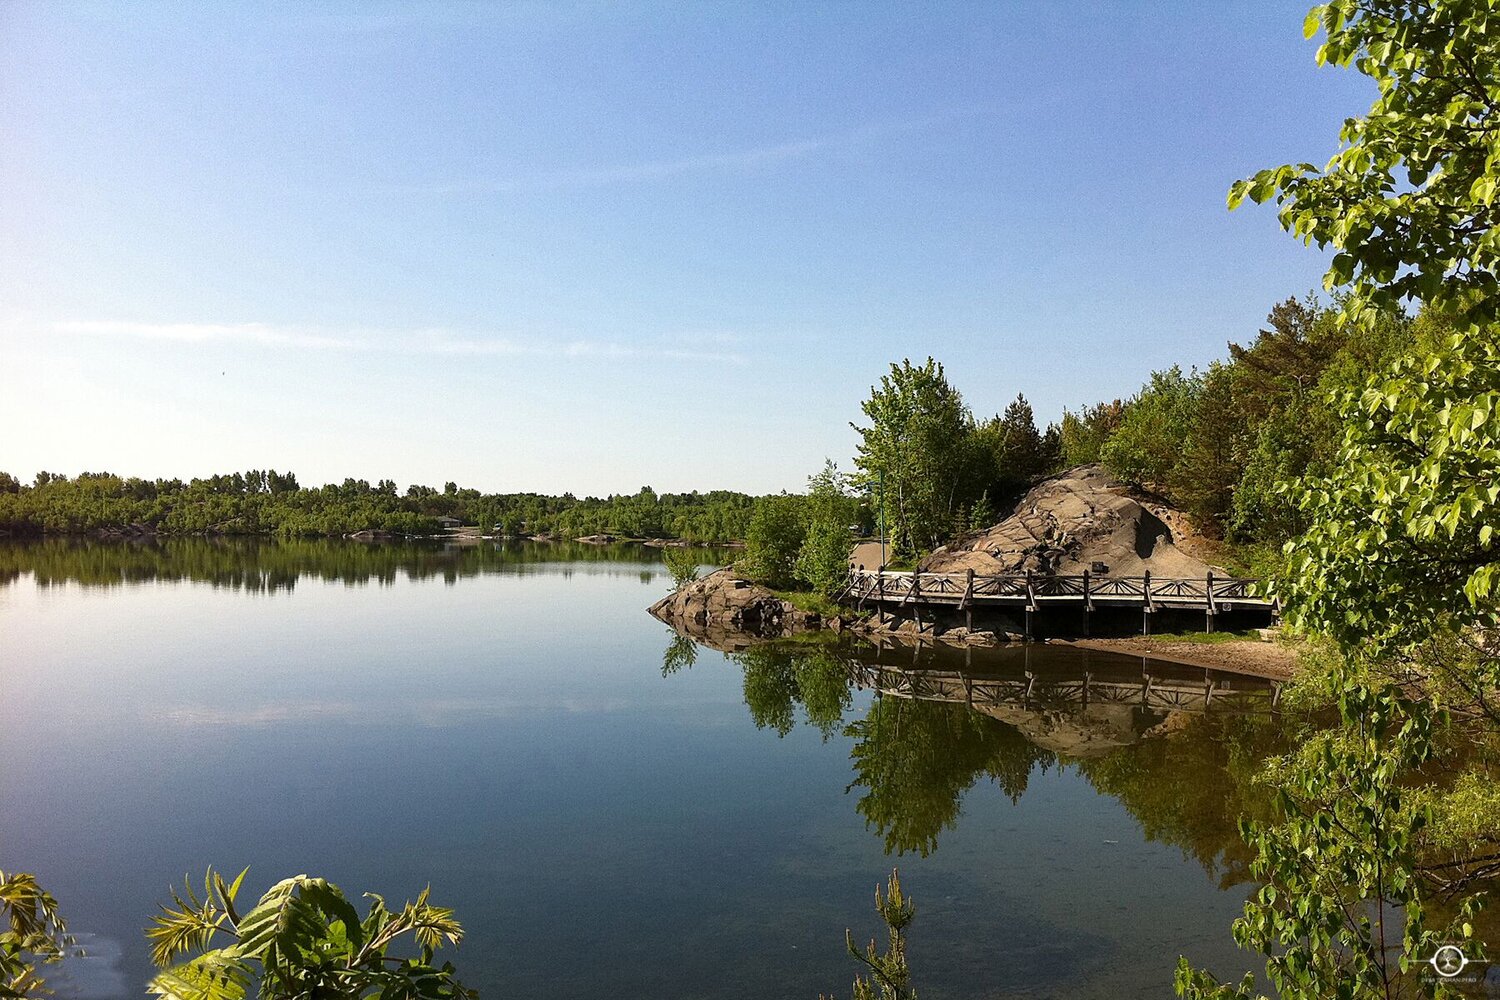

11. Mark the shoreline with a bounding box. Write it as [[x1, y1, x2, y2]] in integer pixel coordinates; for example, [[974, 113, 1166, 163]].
[[1049, 636, 1297, 680]]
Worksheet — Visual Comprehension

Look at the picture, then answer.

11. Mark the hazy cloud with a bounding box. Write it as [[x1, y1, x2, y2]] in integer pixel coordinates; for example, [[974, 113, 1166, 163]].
[[53, 319, 747, 364], [383, 106, 1003, 195]]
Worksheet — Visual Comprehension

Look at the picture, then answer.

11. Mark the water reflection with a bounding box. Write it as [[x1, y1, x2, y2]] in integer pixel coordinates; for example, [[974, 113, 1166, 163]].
[[0, 536, 732, 592], [3, 538, 1279, 997], [665, 630, 1286, 875]]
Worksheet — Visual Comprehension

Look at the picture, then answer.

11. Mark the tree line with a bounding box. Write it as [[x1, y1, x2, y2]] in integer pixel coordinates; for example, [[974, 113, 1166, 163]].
[[734, 291, 1439, 596], [0, 472, 761, 544]]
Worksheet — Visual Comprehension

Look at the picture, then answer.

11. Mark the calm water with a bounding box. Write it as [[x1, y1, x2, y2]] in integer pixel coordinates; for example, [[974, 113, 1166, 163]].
[[0, 538, 1279, 999]]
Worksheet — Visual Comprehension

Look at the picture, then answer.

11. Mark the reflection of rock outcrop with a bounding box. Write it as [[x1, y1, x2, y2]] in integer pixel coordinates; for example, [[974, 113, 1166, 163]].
[[972, 703, 1163, 758], [648, 567, 827, 642], [920, 464, 1223, 578], [657, 627, 1284, 863]]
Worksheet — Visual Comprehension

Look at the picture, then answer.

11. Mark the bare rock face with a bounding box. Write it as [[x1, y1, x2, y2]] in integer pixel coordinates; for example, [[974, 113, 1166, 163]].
[[920, 464, 1224, 578], [648, 567, 822, 637]]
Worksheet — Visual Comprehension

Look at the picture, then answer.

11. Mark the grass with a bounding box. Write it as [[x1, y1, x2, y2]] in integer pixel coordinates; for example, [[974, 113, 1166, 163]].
[[767, 587, 845, 619], [1142, 629, 1265, 644]]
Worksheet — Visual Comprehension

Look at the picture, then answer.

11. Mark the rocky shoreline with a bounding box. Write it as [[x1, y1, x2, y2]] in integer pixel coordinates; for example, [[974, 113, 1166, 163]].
[[647, 567, 1023, 647]]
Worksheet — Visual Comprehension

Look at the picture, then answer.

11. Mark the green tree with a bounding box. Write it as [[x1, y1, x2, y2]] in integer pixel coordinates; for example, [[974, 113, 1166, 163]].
[[796, 519, 851, 597], [990, 393, 1047, 500], [146, 869, 472, 1000], [1176, 686, 1479, 1000], [661, 546, 701, 589], [851, 359, 975, 559], [1229, 0, 1500, 325], [1170, 362, 1242, 536], [824, 871, 917, 1000], [1180, 2, 1500, 995], [742, 494, 806, 588], [1278, 332, 1500, 658], [797, 462, 858, 597], [1101, 366, 1204, 491], [1059, 400, 1126, 466]]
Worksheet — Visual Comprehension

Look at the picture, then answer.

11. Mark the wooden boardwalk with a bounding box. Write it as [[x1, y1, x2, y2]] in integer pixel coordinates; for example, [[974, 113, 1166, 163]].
[[841, 568, 1275, 636], [847, 658, 1281, 716]]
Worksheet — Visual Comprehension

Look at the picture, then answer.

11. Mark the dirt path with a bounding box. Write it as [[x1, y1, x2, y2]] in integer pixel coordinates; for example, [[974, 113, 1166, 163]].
[[1051, 636, 1298, 680]]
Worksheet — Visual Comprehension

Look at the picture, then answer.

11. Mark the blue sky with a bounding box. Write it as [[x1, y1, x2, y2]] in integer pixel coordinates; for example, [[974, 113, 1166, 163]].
[[1, 2, 1372, 495]]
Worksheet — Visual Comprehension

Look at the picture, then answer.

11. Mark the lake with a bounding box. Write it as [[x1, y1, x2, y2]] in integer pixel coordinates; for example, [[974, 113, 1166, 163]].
[[0, 538, 1279, 998]]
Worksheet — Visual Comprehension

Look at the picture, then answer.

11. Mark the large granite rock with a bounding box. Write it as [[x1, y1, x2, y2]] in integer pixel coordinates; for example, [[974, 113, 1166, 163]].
[[920, 464, 1224, 578], [648, 567, 823, 635]]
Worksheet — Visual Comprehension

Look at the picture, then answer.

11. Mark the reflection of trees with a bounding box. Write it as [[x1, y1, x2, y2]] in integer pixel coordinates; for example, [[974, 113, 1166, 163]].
[[734, 643, 852, 740], [0, 537, 729, 592], [661, 633, 698, 676], [1072, 713, 1285, 886], [663, 629, 1288, 867], [847, 697, 1055, 857]]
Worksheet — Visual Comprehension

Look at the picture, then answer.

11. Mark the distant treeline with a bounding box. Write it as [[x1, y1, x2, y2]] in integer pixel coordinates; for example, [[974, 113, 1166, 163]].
[[0, 471, 769, 542], [3, 294, 1443, 562]]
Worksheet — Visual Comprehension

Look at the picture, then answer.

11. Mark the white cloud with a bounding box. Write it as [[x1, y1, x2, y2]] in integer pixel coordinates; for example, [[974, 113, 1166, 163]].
[[54, 320, 359, 350], [51, 319, 747, 364], [378, 106, 1003, 195]]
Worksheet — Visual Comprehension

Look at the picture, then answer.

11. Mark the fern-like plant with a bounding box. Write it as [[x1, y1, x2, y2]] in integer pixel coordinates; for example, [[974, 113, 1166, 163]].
[[1, 870, 78, 998], [146, 869, 473, 1000]]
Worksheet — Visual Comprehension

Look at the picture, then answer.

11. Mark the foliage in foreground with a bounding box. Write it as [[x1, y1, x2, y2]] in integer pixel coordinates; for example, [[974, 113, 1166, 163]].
[[1178, 0, 1500, 996], [1, 871, 75, 998], [146, 869, 473, 1000], [823, 870, 917, 1000], [1175, 686, 1480, 999], [1278, 331, 1500, 663]]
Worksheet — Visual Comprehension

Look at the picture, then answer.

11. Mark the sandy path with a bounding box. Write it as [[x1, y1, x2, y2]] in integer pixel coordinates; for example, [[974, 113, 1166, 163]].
[[1051, 636, 1298, 680]]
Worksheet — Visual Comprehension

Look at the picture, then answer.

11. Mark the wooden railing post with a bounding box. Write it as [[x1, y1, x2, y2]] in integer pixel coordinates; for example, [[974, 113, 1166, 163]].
[[1142, 569, 1153, 636], [876, 569, 885, 625], [1024, 569, 1035, 640], [964, 568, 974, 631], [911, 574, 923, 634], [1205, 570, 1216, 633], [1081, 568, 1091, 637]]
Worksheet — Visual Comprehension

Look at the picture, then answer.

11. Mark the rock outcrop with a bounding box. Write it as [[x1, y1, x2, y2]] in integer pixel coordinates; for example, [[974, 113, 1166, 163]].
[[648, 567, 825, 636], [920, 464, 1224, 578], [849, 617, 1022, 646]]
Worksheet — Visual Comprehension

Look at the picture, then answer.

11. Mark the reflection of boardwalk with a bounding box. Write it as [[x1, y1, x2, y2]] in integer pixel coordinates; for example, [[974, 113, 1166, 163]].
[[848, 650, 1280, 717], [843, 568, 1276, 635]]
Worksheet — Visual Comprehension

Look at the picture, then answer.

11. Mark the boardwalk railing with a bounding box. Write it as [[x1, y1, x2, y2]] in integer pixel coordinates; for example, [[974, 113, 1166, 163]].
[[841, 568, 1274, 636], [847, 661, 1281, 716]]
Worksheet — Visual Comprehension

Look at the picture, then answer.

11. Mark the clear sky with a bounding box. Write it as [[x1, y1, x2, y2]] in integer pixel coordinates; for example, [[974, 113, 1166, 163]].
[[1, 2, 1372, 496]]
